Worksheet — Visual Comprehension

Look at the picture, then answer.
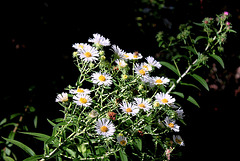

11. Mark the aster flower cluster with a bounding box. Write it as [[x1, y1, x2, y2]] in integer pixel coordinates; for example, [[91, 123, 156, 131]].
[[54, 33, 186, 160]]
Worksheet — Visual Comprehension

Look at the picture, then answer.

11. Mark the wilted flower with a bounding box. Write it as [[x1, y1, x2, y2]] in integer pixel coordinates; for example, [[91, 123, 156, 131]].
[[173, 135, 184, 146]]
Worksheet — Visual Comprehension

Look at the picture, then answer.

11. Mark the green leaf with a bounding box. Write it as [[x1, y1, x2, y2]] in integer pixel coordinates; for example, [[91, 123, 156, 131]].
[[34, 116, 38, 128], [20, 132, 50, 142], [180, 82, 201, 91], [187, 96, 200, 108], [180, 46, 197, 55], [23, 155, 43, 161], [0, 118, 7, 126], [210, 54, 225, 69], [160, 61, 180, 76], [171, 91, 184, 98], [3, 156, 15, 161], [134, 138, 142, 151], [171, 92, 200, 107], [193, 22, 204, 27], [2, 137, 35, 156], [191, 74, 209, 91], [194, 36, 207, 43], [119, 149, 128, 161]]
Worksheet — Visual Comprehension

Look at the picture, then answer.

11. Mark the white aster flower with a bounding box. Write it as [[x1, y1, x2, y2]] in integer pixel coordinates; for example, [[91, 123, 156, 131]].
[[173, 135, 184, 146], [141, 62, 152, 72], [134, 63, 149, 76], [96, 118, 115, 137], [73, 93, 92, 107], [146, 56, 162, 69], [78, 45, 99, 62], [72, 43, 88, 51], [117, 134, 127, 146], [91, 72, 112, 86], [115, 59, 127, 68], [111, 45, 126, 58], [70, 87, 91, 95], [88, 33, 111, 46], [152, 76, 170, 86], [164, 117, 180, 132], [122, 52, 133, 60], [55, 92, 68, 102], [120, 101, 139, 116], [155, 92, 175, 105], [134, 98, 152, 112]]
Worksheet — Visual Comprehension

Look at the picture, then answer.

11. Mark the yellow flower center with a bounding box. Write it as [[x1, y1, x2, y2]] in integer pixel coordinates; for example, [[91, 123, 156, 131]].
[[77, 88, 84, 93], [138, 103, 145, 108], [84, 52, 92, 57], [155, 79, 163, 84], [98, 75, 106, 82], [78, 44, 84, 49], [168, 123, 174, 128], [62, 97, 68, 102], [175, 138, 182, 144], [126, 108, 132, 113], [133, 55, 138, 58], [100, 126, 108, 132], [120, 140, 127, 146], [142, 65, 149, 70], [161, 98, 168, 103], [124, 54, 129, 58], [79, 98, 87, 104], [139, 69, 146, 75]]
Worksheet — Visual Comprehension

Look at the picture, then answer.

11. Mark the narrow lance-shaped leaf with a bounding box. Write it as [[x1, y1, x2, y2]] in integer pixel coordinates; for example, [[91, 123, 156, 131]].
[[160, 61, 180, 76], [210, 54, 225, 69], [191, 74, 209, 91], [2, 137, 36, 156]]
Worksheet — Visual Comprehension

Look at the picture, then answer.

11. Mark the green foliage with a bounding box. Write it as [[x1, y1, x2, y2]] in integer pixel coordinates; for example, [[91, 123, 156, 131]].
[[4, 11, 235, 161]]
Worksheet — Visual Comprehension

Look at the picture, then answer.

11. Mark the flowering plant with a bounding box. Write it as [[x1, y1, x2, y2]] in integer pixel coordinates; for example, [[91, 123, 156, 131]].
[[3, 12, 234, 161]]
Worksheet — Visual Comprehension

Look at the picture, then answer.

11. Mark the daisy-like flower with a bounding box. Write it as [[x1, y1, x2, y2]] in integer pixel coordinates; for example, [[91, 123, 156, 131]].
[[91, 72, 112, 86], [119, 101, 139, 116], [117, 134, 127, 146], [164, 117, 180, 132], [70, 87, 91, 95], [78, 45, 99, 62], [111, 45, 125, 58], [173, 135, 184, 146], [152, 76, 170, 86], [73, 93, 92, 107], [146, 56, 162, 69], [96, 118, 115, 137], [122, 52, 133, 60], [88, 33, 111, 46], [155, 92, 176, 105], [115, 59, 127, 68], [134, 63, 149, 76], [72, 43, 88, 51], [55, 92, 68, 102], [134, 98, 152, 112], [141, 62, 152, 72]]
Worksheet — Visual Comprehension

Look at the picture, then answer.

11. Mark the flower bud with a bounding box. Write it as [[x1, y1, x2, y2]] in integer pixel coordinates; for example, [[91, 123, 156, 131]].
[[89, 110, 99, 118], [72, 51, 78, 58]]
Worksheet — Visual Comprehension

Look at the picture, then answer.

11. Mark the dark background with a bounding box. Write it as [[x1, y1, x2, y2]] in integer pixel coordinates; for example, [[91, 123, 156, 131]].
[[2, 0, 240, 160]]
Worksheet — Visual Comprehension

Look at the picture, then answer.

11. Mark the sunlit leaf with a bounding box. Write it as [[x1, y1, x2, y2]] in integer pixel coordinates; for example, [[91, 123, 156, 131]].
[[160, 61, 180, 76]]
